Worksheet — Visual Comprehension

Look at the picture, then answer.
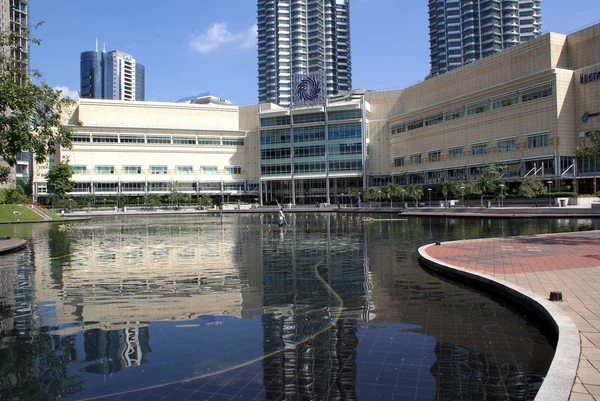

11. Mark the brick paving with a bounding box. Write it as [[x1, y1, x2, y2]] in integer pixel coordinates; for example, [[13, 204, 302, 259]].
[[426, 230, 600, 401]]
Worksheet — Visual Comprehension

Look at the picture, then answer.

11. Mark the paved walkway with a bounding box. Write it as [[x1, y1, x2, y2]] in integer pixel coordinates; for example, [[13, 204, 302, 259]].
[[424, 230, 600, 401]]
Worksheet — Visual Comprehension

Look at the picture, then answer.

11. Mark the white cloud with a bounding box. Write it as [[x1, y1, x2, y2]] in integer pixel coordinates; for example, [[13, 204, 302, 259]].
[[54, 86, 79, 100], [189, 22, 257, 54]]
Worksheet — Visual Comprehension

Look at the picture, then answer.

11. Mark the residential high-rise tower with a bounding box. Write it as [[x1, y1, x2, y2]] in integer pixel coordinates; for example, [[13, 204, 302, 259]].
[[80, 48, 145, 101], [257, 0, 351, 107], [428, 0, 542, 77]]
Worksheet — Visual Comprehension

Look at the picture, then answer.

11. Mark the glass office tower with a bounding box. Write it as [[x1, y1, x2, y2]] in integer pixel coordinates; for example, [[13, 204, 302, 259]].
[[257, 0, 352, 107], [80, 49, 145, 101], [428, 0, 542, 77]]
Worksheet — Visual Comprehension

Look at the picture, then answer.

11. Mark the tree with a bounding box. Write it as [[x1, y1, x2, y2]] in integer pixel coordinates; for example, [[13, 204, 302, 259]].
[[439, 181, 456, 208], [200, 194, 213, 208], [477, 162, 507, 207], [464, 181, 480, 208], [577, 131, 600, 157], [385, 183, 402, 208], [0, 26, 81, 184], [518, 177, 546, 207], [346, 186, 359, 207], [364, 187, 383, 206], [145, 194, 162, 209], [168, 181, 191, 207], [45, 162, 74, 200], [407, 184, 424, 207], [0, 186, 26, 204]]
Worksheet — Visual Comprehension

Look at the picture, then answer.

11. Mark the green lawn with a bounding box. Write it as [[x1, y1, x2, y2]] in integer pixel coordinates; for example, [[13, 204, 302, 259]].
[[0, 204, 61, 222]]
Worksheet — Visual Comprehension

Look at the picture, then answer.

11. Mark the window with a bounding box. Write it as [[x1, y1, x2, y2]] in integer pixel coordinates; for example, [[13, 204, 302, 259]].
[[151, 166, 168, 174], [147, 136, 171, 144], [329, 143, 361, 156], [149, 182, 168, 191], [293, 126, 325, 142], [176, 166, 193, 174], [201, 166, 218, 174], [466, 102, 489, 115], [394, 156, 404, 167], [406, 119, 424, 131], [329, 160, 362, 172], [429, 150, 441, 162], [92, 135, 118, 143], [294, 145, 326, 158], [424, 114, 443, 126], [261, 129, 291, 145], [198, 137, 221, 145], [172, 136, 196, 145], [226, 166, 242, 175], [120, 135, 145, 143], [37, 183, 47, 194], [527, 132, 548, 148], [328, 110, 361, 121], [497, 138, 516, 153], [96, 165, 114, 174], [471, 142, 488, 156], [72, 134, 91, 142], [492, 93, 518, 109], [294, 162, 326, 174], [261, 116, 291, 127], [261, 148, 291, 160], [521, 83, 552, 102], [71, 165, 86, 174], [222, 138, 244, 146], [261, 164, 292, 175], [445, 109, 464, 121], [410, 154, 422, 165], [328, 123, 361, 140], [293, 113, 325, 124], [95, 182, 118, 192], [449, 147, 463, 160], [122, 182, 144, 192], [124, 166, 141, 174], [391, 124, 406, 135]]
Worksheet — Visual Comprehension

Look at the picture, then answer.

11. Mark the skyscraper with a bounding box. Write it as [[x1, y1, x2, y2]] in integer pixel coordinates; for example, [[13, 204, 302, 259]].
[[80, 48, 145, 101], [428, 0, 542, 77], [257, 0, 351, 107]]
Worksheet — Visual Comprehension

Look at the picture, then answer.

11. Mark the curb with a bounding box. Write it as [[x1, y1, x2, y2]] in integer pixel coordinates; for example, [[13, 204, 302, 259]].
[[418, 243, 580, 401]]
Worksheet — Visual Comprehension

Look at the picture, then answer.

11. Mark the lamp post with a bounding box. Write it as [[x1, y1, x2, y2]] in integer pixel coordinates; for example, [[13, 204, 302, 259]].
[[358, 192, 361, 208], [137, 197, 140, 209], [401, 189, 405, 207], [547, 181, 553, 207], [460, 186, 465, 207], [498, 184, 505, 208], [340, 193, 345, 207], [427, 188, 432, 207]]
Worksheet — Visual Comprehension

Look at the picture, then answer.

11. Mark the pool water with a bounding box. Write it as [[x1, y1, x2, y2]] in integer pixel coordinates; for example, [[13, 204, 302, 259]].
[[0, 214, 597, 401]]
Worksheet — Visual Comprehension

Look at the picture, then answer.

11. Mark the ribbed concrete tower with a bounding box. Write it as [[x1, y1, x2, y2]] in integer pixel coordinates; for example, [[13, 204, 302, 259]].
[[257, 0, 351, 107], [428, 0, 542, 77]]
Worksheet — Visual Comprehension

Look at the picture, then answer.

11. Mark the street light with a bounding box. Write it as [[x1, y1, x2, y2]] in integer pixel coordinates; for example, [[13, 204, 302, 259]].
[[460, 186, 465, 207], [498, 184, 505, 208], [137, 197, 140, 209], [427, 188, 432, 207], [358, 192, 361, 208], [401, 189, 405, 207], [547, 181, 553, 207]]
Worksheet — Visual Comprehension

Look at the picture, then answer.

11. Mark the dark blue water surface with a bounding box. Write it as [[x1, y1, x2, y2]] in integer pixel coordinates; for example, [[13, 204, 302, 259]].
[[0, 214, 598, 401]]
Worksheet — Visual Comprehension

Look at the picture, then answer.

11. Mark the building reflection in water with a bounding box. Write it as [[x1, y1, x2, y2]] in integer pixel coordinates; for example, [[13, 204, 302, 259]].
[[0, 214, 563, 400]]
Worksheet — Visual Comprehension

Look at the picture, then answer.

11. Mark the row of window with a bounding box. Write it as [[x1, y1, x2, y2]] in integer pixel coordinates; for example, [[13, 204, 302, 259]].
[[393, 132, 549, 167], [260, 122, 362, 144], [72, 134, 244, 147], [260, 109, 362, 127], [260, 142, 362, 160], [38, 182, 252, 194], [261, 160, 363, 175], [391, 82, 553, 135], [71, 165, 243, 175]]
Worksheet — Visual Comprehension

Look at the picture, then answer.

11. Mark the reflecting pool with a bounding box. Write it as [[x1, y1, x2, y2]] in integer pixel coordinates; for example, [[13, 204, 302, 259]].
[[0, 214, 598, 401]]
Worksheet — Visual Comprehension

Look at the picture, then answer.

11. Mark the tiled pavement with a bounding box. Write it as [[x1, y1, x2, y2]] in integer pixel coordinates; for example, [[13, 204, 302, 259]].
[[425, 230, 600, 401]]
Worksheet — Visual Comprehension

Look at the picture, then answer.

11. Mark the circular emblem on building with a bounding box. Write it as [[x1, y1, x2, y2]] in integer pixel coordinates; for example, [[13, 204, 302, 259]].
[[297, 76, 321, 102], [582, 112, 590, 123]]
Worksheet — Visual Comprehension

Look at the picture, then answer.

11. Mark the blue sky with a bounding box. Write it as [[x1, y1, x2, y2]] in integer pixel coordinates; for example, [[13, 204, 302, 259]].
[[31, 0, 599, 106]]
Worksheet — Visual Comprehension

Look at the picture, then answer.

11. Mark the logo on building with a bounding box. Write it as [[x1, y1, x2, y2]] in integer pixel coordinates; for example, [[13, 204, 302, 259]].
[[292, 72, 325, 108], [580, 71, 600, 85], [582, 111, 600, 123]]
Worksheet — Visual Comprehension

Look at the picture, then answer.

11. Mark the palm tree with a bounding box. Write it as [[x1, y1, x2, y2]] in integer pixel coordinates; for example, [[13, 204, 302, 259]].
[[407, 184, 424, 207], [346, 186, 359, 207], [439, 181, 456, 208], [364, 187, 383, 207], [386, 183, 402, 208], [477, 163, 507, 207]]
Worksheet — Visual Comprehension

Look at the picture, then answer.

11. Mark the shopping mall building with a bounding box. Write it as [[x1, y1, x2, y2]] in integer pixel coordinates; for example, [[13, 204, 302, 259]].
[[34, 23, 600, 204]]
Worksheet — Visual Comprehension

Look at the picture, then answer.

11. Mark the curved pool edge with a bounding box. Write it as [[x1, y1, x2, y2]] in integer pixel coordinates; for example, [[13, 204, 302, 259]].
[[418, 243, 579, 401]]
